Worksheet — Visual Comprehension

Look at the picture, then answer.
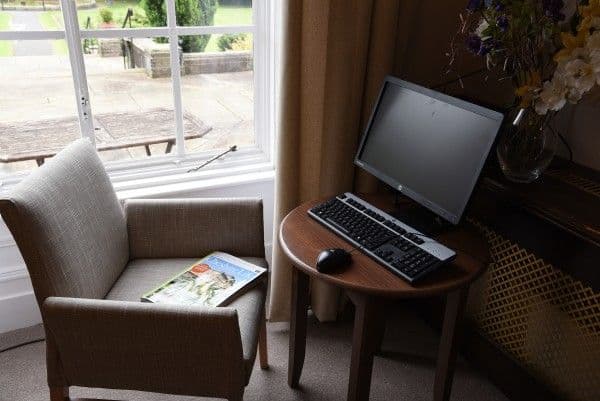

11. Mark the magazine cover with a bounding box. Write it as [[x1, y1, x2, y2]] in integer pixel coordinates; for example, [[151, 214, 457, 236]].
[[141, 252, 266, 307]]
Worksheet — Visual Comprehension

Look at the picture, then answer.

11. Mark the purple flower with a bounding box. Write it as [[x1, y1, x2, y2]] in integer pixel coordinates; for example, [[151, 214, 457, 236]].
[[479, 39, 494, 55], [497, 15, 509, 31], [542, 0, 566, 21], [466, 34, 495, 55], [466, 34, 482, 54]]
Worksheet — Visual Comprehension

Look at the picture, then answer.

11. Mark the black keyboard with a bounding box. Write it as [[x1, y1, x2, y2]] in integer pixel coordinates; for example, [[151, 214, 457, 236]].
[[308, 193, 456, 282]]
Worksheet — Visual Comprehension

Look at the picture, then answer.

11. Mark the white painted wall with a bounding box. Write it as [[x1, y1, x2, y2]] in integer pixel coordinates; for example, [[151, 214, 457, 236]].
[[0, 175, 274, 334]]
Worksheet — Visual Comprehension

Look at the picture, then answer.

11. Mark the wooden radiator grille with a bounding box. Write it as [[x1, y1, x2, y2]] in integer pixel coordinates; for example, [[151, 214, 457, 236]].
[[466, 219, 600, 401], [545, 169, 600, 198]]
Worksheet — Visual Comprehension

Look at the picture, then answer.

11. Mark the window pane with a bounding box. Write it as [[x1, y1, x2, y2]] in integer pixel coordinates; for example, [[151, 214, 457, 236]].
[[0, 39, 78, 175], [176, 0, 252, 27], [179, 34, 254, 154], [83, 36, 182, 163]]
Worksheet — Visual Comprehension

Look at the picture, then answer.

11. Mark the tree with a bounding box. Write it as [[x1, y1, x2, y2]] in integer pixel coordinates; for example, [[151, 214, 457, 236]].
[[142, 0, 217, 52]]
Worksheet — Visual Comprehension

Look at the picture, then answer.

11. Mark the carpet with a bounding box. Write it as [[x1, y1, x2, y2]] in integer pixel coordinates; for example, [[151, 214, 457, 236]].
[[0, 306, 509, 401]]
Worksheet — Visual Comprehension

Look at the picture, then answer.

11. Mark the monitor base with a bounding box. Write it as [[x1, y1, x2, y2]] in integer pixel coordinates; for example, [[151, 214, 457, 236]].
[[390, 204, 455, 237]]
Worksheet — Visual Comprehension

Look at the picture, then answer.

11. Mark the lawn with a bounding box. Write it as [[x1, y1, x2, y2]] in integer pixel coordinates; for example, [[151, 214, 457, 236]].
[[41, 0, 146, 30], [77, 0, 146, 29], [0, 12, 13, 57], [39, 2, 252, 53], [213, 5, 252, 25], [206, 6, 253, 52]]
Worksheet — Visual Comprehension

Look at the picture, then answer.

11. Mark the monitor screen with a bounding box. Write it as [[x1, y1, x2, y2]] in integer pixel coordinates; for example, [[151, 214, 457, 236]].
[[355, 77, 504, 224]]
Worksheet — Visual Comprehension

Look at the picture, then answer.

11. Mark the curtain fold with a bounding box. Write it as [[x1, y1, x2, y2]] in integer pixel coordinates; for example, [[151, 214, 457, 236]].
[[269, 0, 406, 322]]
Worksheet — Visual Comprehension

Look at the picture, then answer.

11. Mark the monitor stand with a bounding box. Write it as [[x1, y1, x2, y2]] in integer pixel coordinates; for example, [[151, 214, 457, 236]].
[[390, 201, 454, 237]]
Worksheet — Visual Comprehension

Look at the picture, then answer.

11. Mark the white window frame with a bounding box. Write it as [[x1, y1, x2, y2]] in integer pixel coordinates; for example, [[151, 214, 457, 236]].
[[0, 0, 275, 192]]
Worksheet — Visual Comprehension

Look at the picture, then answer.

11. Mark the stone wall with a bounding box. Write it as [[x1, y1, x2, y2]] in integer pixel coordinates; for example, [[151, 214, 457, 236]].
[[183, 51, 252, 75], [98, 38, 122, 58], [130, 39, 173, 79], [129, 38, 252, 78]]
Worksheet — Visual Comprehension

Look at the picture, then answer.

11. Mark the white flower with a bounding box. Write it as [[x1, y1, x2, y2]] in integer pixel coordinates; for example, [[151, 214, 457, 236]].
[[563, 58, 596, 96], [586, 32, 600, 83], [535, 78, 568, 115], [476, 19, 489, 37], [586, 31, 600, 57]]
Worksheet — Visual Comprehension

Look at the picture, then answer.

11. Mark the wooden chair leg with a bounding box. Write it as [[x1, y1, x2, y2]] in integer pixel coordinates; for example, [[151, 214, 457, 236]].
[[258, 313, 269, 369], [49, 386, 68, 401]]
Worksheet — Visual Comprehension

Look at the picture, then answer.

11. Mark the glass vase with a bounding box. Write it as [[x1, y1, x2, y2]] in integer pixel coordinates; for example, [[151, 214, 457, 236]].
[[496, 108, 557, 183]]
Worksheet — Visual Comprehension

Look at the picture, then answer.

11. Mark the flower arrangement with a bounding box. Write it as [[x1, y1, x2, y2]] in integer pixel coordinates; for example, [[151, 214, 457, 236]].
[[450, 0, 600, 115]]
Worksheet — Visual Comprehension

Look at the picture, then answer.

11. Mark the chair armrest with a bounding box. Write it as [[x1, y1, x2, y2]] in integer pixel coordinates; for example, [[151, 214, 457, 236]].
[[42, 297, 246, 399], [124, 198, 265, 259]]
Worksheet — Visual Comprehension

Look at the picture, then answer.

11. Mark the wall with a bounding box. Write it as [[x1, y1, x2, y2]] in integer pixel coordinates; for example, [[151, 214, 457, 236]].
[[128, 39, 253, 78], [395, 0, 599, 172], [0, 176, 274, 334]]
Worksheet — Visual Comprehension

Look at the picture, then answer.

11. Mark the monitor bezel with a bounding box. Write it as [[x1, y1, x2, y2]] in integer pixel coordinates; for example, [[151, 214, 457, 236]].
[[354, 76, 504, 225]]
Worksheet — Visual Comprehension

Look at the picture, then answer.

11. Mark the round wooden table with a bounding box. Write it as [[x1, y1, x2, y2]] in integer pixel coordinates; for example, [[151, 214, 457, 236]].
[[279, 194, 490, 401]]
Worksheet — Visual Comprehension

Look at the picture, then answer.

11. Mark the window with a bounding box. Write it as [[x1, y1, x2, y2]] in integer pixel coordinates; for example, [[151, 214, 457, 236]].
[[0, 0, 273, 186]]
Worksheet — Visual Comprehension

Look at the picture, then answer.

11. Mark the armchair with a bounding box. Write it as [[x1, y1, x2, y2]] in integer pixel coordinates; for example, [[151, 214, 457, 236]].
[[0, 139, 268, 401]]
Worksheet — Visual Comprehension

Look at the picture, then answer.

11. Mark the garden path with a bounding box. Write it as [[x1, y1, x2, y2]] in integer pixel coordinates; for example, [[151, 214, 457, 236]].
[[9, 11, 53, 56]]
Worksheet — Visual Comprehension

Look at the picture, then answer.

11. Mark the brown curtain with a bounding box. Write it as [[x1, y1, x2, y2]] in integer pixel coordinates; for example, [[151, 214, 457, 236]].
[[269, 0, 418, 322]]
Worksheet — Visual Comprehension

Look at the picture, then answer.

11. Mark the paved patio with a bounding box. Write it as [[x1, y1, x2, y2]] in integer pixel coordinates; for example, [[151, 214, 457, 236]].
[[0, 54, 254, 174]]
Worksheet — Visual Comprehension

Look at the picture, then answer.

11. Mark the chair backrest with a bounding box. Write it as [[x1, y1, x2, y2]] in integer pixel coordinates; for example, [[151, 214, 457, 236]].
[[0, 139, 129, 304]]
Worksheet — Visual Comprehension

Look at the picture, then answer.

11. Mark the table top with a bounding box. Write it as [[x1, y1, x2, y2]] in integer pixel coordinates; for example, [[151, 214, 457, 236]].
[[279, 194, 490, 298]]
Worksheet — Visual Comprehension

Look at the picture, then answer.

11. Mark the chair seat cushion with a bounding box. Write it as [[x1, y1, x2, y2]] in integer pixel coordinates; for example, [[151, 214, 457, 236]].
[[104, 257, 267, 383]]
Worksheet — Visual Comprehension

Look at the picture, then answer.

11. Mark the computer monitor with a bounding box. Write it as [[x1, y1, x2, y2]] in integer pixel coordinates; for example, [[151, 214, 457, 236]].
[[355, 77, 504, 225]]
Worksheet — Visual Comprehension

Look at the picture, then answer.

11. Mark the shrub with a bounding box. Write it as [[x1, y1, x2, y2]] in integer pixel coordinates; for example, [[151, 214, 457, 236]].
[[99, 8, 114, 24], [217, 33, 250, 51], [230, 34, 251, 51], [142, 0, 217, 52], [132, 10, 149, 27]]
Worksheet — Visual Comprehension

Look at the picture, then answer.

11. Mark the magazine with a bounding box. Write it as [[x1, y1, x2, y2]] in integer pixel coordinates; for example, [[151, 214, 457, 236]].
[[141, 252, 267, 307]]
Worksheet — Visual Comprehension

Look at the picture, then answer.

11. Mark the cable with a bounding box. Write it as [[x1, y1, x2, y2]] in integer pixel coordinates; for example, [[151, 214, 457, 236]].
[[432, 68, 486, 91], [0, 338, 45, 354]]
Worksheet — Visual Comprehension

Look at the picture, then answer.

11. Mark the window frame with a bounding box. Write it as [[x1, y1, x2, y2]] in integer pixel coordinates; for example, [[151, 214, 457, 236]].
[[0, 0, 275, 191]]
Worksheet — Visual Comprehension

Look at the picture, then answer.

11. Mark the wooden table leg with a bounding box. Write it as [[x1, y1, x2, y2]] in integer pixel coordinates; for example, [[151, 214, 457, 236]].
[[433, 287, 469, 401], [49, 386, 68, 401], [347, 292, 386, 401], [288, 268, 310, 388]]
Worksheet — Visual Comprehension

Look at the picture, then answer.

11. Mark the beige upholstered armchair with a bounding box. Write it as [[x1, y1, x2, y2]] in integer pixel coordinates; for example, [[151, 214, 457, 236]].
[[0, 139, 268, 401]]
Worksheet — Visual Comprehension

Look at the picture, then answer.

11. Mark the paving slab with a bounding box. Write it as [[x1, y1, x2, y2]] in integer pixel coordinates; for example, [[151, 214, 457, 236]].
[[0, 55, 254, 175]]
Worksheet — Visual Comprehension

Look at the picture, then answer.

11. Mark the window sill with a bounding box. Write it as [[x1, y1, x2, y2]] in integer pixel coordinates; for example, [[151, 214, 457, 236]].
[[0, 146, 275, 199], [116, 164, 275, 199]]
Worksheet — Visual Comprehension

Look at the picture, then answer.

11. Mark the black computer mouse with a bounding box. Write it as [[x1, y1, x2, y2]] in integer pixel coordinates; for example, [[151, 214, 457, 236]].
[[316, 248, 352, 273]]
